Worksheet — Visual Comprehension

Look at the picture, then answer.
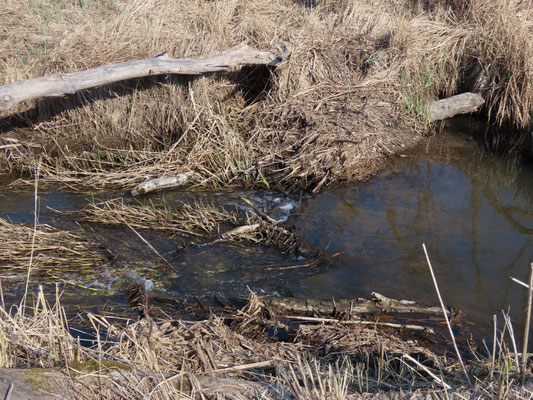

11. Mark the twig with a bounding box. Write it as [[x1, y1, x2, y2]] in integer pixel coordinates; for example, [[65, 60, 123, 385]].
[[521, 263, 533, 381], [423, 243, 471, 385], [22, 156, 41, 314], [241, 197, 279, 224], [124, 221, 180, 276], [265, 261, 316, 271], [3, 382, 13, 400], [502, 311, 519, 366], [284, 315, 432, 332], [510, 276, 529, 289], [213, 360, 275, 373]]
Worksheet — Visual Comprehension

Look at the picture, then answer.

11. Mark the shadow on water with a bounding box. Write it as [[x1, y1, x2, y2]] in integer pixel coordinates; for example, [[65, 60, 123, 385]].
[[2, 116, 533, 346]]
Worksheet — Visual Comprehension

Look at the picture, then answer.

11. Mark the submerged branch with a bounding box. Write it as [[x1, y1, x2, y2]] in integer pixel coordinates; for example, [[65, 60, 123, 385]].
[[266, 292, 445, 316]]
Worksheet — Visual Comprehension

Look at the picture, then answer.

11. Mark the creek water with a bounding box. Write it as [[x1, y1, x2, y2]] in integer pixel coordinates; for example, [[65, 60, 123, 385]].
[[1, 116, 533, 344]]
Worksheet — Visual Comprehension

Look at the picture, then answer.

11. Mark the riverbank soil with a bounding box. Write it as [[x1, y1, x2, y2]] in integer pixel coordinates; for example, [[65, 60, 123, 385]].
[[0, 0, 532, 399]]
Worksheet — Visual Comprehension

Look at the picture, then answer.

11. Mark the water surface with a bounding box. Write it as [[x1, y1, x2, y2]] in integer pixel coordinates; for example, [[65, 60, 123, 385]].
[[292, 117, 533, 340], [2, 117, 533, 343]]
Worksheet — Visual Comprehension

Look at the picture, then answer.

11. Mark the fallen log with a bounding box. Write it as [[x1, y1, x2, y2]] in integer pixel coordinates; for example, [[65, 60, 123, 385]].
[[266, 292, 445, 316], [0, 43, 289, 112], [429, 92, 484, 122]]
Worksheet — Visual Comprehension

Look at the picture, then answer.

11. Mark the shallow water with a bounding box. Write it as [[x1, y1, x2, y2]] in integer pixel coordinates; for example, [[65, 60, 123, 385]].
[[2, 116, 533, 343], [292, 117, 533, 341]]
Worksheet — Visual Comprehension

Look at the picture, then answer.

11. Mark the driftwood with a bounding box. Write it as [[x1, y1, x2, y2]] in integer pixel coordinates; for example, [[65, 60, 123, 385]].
[[0, 43, 289, 112], [266, 292, 445, 316], [429, 92, 484, 121], [130, 172, 196, 196]]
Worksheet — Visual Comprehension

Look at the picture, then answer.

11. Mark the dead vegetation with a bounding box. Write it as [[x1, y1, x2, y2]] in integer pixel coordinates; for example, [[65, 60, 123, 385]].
[[1, 1, 533, 397], [2, 288, 533, 399], [80, 198, 305, 255], [0, 0, 530, 191], [0, 217, 105, 275]]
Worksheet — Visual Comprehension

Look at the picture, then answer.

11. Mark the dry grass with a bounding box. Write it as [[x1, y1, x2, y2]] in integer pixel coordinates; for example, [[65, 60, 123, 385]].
[[81, 198, 239, 237], [80, 197, 304, 255], [2, 288, 533, 399], [0, 286, 85, 369], [0, 217, 105, 275], [3, 0, 528, 190]]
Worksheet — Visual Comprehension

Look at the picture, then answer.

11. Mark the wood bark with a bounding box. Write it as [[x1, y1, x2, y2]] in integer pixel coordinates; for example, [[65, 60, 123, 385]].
[[130, 172, 196, 196], [0, 43, 289, 112], [429, 92, 484, 122], [266, 292, 445, 316]]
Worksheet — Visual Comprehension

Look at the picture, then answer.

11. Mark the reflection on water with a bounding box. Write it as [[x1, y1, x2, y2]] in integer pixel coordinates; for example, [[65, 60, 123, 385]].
[[1, 117, 533, 343], [291, 117, 533, 340]]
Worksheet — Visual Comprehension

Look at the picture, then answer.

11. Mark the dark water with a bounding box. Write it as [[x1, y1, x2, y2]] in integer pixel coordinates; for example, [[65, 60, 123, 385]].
[[2, 117, 533, 344], [293, 118, 533, 341]]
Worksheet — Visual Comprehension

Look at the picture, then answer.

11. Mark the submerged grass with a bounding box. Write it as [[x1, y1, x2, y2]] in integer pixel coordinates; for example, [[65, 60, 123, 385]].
[[0, 217, 106, 275], [1, 0, 531, 191], [80, 198, 304, 255]]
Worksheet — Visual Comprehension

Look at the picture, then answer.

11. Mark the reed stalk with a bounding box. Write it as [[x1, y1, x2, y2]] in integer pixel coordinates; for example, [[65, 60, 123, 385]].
[[422, 243, 471, 385], [520, 263, 533, 381]]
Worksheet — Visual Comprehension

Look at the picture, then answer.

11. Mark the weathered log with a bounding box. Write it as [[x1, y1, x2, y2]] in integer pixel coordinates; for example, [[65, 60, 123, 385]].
[[130, 172, 196, 196], [266, 292, 445, 316], [429, 92, 484, 122], [0, 368, 59, 400], [0, 43, 289, 112]]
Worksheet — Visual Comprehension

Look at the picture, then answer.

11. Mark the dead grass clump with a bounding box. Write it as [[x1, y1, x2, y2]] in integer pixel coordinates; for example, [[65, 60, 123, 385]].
[[466, 0, 533, 129], [0, 287, 86, 368], [80, 198, 304, 254], [81, 198, 238, 237], [0, 217, 105, 275], [0, 0, 531, 190], [3, 288, 533, 398]]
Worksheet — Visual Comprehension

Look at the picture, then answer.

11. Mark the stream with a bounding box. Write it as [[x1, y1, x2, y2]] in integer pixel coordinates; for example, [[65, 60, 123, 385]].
[[2, 116, 533, 344]]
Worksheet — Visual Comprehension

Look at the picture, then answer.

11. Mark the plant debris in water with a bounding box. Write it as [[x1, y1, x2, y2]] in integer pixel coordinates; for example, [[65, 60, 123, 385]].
[[80, 198, 308, 256], [0, 217, 106, 275]]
